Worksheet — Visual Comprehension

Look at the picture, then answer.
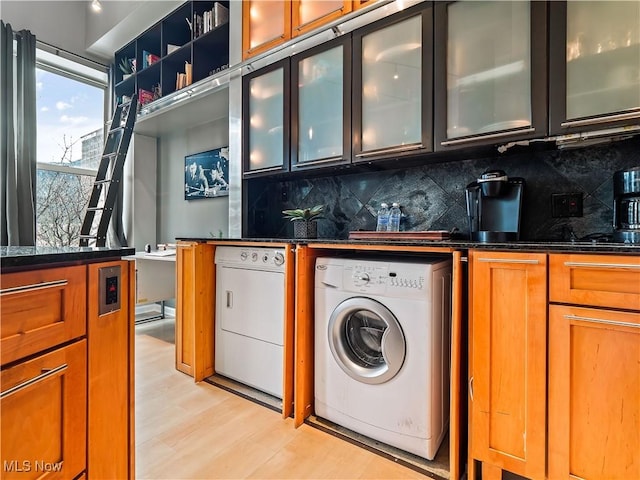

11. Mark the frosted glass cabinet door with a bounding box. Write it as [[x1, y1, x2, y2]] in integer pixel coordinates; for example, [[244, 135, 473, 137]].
[[354, 6, 431, 157], [446, 1, 532, 139], [293, 1, 350, 37], [293, 42, 347, 167], [242, 1, 290, 59], [565, 2, 640, 123], [243, 62, 289, 175]]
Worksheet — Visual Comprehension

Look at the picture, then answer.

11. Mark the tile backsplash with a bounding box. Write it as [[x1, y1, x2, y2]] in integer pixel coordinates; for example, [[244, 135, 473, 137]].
[[246, 136, 640, 241]]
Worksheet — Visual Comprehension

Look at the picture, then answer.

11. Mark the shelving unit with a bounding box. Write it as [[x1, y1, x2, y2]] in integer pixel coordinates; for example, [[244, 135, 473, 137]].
[[114, 0, 229, 109]]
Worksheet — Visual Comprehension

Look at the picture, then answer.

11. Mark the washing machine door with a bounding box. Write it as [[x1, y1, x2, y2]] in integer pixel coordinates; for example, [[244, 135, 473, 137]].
[[328, 297, 405, 385]]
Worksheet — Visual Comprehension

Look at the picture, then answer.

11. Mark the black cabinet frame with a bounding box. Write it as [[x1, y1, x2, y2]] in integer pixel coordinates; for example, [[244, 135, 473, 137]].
[[548, 1, 640, 136], [433, 0, 548, 151], [290, 35, 352, 171], [242, 58, 292, 178], [351, 1, 434, 163]]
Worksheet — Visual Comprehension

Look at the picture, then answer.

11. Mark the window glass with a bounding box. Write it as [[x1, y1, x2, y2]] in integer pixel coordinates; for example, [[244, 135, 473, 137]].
[[35, 54, 106, 246]]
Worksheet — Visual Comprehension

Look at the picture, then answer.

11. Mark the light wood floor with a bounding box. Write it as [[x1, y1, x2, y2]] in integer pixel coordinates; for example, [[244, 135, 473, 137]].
[[135, 321, 430, 479]]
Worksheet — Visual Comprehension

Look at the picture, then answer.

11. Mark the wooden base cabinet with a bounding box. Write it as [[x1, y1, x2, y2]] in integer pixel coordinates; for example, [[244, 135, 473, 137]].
[[548, 305, 639, 480], [1, 340, 87, 480], [469, 251, 547, 479], [175, 241, 215, 380], [548, 253, 640, 480], [1, 258, 135, 480], [87, 260, 135, 479]]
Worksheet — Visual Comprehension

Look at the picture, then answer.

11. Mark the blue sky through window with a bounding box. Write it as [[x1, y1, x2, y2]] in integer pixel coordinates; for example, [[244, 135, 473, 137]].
[[36, 68, 104, 165]]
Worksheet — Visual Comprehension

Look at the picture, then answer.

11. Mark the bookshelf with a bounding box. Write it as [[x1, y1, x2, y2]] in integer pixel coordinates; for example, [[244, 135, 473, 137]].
[[114, 0, 229, 110]]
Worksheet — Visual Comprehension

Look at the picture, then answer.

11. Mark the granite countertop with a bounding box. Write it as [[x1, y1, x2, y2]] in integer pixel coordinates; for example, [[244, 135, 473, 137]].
[[1, 246, 136, 271], [177, 237, 640, 254]]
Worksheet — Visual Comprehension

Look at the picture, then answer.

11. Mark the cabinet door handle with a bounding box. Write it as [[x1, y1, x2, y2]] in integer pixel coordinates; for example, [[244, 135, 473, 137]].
[[441, 127, 535, 146], [477, 258, 540, 264], [355, 144, 425, 158], [561, 111, 640, 128], [564, 314, 640, 329], [0, 279, 68, 296], [1, 364, 68, 399], [243, 166, 282, 176], [226, 290, 233, 308], [468, 376, 474, 401], [563, 261, 640, 270]]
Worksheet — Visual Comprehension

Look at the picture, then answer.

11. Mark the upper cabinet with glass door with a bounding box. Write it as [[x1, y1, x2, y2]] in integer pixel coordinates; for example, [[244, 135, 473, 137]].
[[434, 1, 547, 151], [291, 36, 351, 170], [549, 1, 640, 135], [352, 2, 433, 162], [292, 1, 353, 38], [242, 1, 292, 60], [243, 1, 355, 60], [242, 60, 291, 177]]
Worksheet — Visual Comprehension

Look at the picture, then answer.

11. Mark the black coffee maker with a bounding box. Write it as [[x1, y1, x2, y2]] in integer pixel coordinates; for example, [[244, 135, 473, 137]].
[[613, 166, 640, 243], [465, 170, 525, 242]]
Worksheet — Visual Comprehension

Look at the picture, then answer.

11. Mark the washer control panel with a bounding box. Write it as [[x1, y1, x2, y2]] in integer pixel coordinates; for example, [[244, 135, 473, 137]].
[[343, 261, 425, 294]]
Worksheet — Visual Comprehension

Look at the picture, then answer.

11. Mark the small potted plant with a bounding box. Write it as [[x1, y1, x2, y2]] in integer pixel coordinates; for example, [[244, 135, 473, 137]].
[[119, 57, 133, 80], [282, 204, 324, 239]]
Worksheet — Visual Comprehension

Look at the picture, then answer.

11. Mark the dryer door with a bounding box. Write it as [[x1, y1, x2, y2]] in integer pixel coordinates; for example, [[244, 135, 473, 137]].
[[328, 297, 405, 385]]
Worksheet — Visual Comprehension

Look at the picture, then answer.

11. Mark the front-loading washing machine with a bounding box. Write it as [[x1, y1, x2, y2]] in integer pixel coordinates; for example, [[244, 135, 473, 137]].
[[314, 256, 451, 460]]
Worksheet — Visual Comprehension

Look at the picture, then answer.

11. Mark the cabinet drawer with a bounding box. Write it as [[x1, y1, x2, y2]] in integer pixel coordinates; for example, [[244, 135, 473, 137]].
[[549, 254, 640, 310], [1, 266, 86, 365], [1, 340, 87, 479]]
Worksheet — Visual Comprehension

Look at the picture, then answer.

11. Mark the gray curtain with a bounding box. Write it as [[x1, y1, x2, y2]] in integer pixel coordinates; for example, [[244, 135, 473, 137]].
[[1, 21, 37, 246]]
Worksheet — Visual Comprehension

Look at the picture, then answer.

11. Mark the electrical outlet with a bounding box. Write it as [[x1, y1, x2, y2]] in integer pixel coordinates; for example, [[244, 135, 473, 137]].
[[551, 193, 583, 218]]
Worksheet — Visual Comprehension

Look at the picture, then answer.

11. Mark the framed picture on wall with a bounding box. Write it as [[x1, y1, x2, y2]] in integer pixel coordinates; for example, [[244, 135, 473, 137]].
[[184, 146, 229, 200]]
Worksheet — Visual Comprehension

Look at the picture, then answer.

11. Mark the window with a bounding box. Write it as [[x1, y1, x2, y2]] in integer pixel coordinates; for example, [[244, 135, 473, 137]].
[[35, 48, 108, 247]]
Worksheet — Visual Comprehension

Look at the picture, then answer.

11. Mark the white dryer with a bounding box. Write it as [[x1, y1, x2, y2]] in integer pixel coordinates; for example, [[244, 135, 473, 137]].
[[314, 256, 451, 460]]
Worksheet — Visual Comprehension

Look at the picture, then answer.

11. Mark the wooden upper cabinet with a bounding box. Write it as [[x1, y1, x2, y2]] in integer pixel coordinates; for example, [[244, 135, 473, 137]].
[[242, 1, 292, 60], [292, 1, 352, 38], [549, 1, 640, 135], [434, 1, 548, 151], [548, 304, 640, 480], [469, 251, 547, 479]]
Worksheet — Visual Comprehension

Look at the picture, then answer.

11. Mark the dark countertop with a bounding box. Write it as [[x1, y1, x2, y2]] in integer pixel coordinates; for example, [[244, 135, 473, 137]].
[[1, 246, 136, 271], [177, 237, 640, 254]]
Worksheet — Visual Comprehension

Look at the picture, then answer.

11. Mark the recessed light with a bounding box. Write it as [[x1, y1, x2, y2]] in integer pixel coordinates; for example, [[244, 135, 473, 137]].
[[91, 0, 102, 13]]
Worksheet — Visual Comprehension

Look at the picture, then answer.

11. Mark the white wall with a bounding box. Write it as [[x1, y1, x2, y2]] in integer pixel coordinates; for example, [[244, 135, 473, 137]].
[[1, 0, 181, 62], [157, 118, 230, 243], [1, 1, 98, 60]]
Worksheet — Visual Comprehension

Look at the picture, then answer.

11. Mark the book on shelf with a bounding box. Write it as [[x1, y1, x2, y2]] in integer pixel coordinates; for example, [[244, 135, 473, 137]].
[[176, 62, 193, 90], [138, 88, 155, 106], [214, 3, 229, 27], [185, 62, 192, 86], [142, 50, 160, 68], [192, 3, 229, 39], [167, 43, 180, 55]]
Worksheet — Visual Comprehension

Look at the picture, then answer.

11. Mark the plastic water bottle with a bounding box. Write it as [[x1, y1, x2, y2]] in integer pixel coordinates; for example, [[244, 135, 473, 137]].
[[376, 203, 389, 231], [387, 203, 401, 232]]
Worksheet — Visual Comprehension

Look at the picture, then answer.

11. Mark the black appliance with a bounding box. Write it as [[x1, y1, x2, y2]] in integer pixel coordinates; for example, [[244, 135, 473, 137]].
[[613, 166, 640, 243], [465, 170, 525, 242]]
